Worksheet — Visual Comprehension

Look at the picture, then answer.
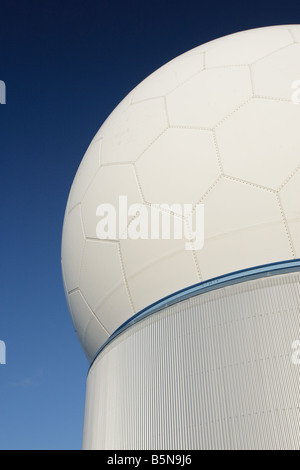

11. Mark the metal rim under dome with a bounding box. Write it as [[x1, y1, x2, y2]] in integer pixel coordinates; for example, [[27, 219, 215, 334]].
[[89, 258, 300, 369]]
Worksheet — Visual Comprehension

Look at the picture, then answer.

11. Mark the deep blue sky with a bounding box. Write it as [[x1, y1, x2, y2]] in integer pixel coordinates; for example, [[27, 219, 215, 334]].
[[1, 0, 300, 450]]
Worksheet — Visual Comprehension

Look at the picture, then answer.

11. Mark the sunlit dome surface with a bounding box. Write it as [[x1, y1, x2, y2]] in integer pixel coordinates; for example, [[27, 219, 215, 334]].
[[62, 25, 300, 362]]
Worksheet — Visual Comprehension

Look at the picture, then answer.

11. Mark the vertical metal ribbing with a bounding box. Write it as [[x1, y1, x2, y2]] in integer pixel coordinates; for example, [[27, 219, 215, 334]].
[[82, 271, 300, 450]]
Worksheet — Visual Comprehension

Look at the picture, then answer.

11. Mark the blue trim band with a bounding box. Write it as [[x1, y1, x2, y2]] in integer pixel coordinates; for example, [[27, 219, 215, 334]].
[[89, 258, 300, 370]]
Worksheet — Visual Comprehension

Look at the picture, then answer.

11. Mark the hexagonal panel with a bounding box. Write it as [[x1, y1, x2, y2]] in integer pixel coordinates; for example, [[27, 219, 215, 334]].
[[132, 54, 204, 103], [252, 43, 300, 100], [83, 314, 110, 363], [68, 139, 101, 211], [205, 26, 292, 67], [279, 169, 300, 257], [61, 205, 85, 292], [120, 233, 200, 312], [94, 281, 134, 335], [216, 99, 300, 189], [167, 66, 252, 128], [67, 290, 109, 362], [195, 177, 293, 280], [81, 164, 143, 239], [79, 240, 130, 320], [100, 97, 168, 164], [136, 128, 220, 205]]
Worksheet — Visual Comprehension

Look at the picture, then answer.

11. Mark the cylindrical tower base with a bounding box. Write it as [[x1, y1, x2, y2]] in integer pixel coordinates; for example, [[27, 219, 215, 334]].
[[82, 262, 300, 450]]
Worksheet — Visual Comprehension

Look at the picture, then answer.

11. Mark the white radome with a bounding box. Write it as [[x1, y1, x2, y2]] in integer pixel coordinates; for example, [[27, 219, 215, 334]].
[[62, 25, 300, 362]]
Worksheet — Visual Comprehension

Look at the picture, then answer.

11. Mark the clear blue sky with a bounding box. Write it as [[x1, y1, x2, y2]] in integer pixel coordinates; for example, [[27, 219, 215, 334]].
[[1, 0, 300, 450]]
